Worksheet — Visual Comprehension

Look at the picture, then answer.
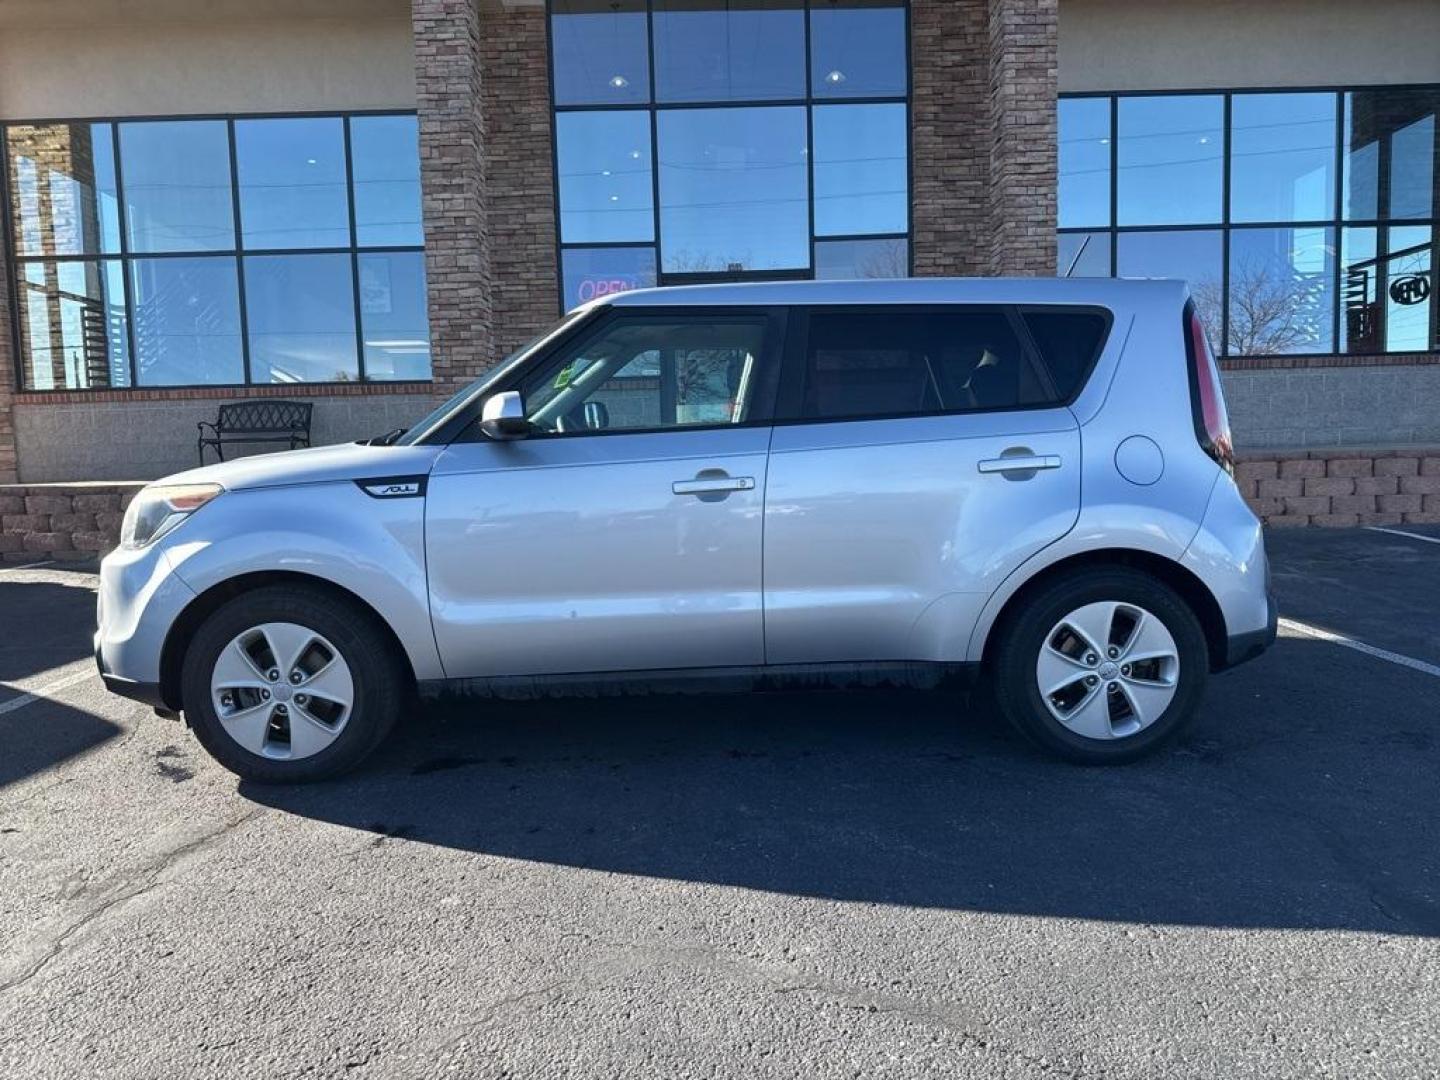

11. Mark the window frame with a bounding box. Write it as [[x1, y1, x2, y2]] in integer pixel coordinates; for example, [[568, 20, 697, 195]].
[[1059, 83, 1440, 360], [452, 303, 790, 442], [772, 302, 1110, 427], [1, 108, 427, 393], [545, 0, 913, 312]]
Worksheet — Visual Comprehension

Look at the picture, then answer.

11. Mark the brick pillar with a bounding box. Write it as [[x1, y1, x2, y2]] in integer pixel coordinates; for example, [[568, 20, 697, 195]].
[[986, 0, 1057, 275], [481, 0, 559, 357], [413, 0, 494, 394], [909, 0, 1057, 278]]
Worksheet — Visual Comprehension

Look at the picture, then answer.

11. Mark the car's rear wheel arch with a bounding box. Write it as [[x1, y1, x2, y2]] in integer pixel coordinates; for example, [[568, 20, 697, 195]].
[[159, 570, 416, 712], [983, 549, 1227, 674]]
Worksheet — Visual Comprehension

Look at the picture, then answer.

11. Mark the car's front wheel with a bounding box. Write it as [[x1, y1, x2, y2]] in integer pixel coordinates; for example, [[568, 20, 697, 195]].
[[991, 568, 1209, 763], [181, 584, 406, 783]]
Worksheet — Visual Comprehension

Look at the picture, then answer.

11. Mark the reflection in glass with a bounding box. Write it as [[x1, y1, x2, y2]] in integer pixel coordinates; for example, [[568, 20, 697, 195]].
[[1057, 232, 1111, 277], [556, 111, 655, 243], [5, 123, 120, 257], [129, 257, 244, 385], [243, 254, 359, 383], [653, 0, 805, 103], [658, 106, 808, 272], [1117, 229, 1223, 347], [561, 246, 658, 310], [551, 0, 650, 106], [809, 0, 906, 99], [235, 117, 349, 249], [351, 115, 425, 247], [1117, 95, 1223, 226], [1344, 88, 1440, 221], [359, 251, 432, 380], [120, 120, 235, 253], [812, 103, 907, 236], [813, 237, 908, 279], [18, 260, 130, 390], [1342, 227, 1435, 354], [1227, 227, 1335, 355], [1230, 93, 1335, 223], [1058, 98, 1110, 229]]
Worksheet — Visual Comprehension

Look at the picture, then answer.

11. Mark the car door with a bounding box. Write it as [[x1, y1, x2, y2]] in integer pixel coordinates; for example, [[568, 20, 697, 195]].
[[426, 307, 784, 679], [763, 304, 1085, 665]]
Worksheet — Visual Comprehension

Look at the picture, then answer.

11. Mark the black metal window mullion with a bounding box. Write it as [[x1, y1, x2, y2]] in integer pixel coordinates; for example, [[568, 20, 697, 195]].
[[226, 118, 254, 386], [0, 126, 22, 395], [343, 117, 366, 382], [1332, 90, 1344, 354], [111, 122, 140, 390], [1219, 93, 1231, 356]]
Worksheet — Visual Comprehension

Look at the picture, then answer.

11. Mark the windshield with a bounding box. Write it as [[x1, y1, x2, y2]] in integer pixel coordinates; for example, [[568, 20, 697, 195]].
[[397, 309, 590, 445]]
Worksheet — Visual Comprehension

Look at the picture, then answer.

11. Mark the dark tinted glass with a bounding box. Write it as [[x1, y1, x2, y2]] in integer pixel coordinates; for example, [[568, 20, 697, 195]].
[[809, 0, 906, 99], [1022, 310, 1108, 399], [6, 123, 120, 257], [551, 0, 651, 106], [235, 117, 350, 249], [120, 120, 235, 253], [799, 309, 1046, 420], [658, 106, 808, 272], [653, 0, 805, 103]]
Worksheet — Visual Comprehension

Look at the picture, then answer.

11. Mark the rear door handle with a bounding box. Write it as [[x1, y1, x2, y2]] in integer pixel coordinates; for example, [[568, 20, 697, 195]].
[[672, 471, 756, 500], [977, 454, 1062, 475]]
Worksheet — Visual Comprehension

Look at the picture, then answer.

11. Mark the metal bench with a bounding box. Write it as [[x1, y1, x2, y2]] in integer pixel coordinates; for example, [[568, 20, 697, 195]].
[[197, 400, 313, 464]]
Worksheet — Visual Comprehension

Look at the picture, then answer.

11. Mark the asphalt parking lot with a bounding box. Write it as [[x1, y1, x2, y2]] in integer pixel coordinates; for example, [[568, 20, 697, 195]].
[[1, 527, 1438, 1079]]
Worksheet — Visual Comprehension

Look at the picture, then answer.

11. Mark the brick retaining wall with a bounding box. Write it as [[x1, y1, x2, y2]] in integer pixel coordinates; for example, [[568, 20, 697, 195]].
[[3, 449, 1437, 561]]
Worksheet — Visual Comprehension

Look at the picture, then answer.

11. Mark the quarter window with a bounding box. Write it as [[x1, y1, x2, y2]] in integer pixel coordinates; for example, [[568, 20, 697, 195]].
[[796, 310, 1048, 421]]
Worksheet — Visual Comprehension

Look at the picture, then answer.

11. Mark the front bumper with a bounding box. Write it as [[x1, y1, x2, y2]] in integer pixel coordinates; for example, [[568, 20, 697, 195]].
[[94, 634, 169, 708], [95, 542, 197, 710]]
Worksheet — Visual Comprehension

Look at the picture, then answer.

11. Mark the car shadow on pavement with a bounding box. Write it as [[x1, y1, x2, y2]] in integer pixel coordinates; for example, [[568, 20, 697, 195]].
[[0, 578, 122, 788], [244, 637, 1440, 937]]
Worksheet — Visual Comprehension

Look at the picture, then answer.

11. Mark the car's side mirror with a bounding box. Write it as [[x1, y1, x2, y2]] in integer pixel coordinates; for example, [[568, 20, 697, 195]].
[[479, 390, 530, 441]]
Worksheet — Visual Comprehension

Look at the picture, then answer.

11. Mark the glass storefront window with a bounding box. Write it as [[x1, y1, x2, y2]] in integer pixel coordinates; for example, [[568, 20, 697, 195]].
[[236, 117, 350, 249], [1342, 226, 1436, 354], [551, 0, 651, 106], [812, 103, 907, 237], [1227, 226, 1335, 355], [120, 120, 236, 253], [1117, 229, 1223, 347], [1117, 95, 1223, 227], [360, 251, 433, 380], [556, 111, 655, 243], [657, 106, 809, 272], [1344, 88, 1440, 221], [129, 256, 244, 386], [653, 0, 806, 103], [1058, 232, 1110, 277], [560, 246, 658, 310], [809, 0, 906, 100], [3, 111, 430, 388], [350, 115, 424, 248], [813, 237, 907, 279], [1058, 98, 1110, 229], [243, 253, 359, 383], [1230, 93, 1335, 224]]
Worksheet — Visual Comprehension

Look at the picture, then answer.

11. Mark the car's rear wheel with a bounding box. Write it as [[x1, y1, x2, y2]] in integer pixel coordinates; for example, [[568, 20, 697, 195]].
[[991, 568, 1209, 763], [181, 584, 406, 783]]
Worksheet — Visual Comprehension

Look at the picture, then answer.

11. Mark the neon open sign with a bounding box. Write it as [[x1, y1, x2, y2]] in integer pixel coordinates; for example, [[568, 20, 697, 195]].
[[576, 276, 641, 303]]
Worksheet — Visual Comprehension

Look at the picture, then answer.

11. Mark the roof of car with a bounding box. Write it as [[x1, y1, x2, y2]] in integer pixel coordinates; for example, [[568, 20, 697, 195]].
[[594, 276, 1190, 310]]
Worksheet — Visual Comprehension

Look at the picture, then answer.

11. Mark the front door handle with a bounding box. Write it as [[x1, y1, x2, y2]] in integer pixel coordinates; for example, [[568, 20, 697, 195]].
[[672, 469, 756, 501]]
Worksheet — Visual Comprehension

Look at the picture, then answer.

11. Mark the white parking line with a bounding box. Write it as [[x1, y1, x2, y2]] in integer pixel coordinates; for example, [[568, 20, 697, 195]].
[[1279, 617, 1440, 679], [0, 669, 96, 718], [1365, 525, 1440, 546], [0, 560, 54, 574]]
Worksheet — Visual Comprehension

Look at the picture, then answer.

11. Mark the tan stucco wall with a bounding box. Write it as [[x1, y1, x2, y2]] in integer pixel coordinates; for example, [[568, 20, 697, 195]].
[[1060, 0, 1440, 92], [0, 0, 415, 120]]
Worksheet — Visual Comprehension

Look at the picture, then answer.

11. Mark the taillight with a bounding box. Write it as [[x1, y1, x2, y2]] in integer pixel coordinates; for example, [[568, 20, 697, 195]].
[[1186, 304, 1234, 475]]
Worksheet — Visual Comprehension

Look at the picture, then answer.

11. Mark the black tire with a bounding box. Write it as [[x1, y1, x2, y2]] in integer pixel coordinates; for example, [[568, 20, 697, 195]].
[[990, 568, 1209, 764], [181, 584, 407, 783]]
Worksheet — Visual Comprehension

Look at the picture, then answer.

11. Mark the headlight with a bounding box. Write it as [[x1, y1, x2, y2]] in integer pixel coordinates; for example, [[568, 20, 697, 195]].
[[120, 483, 223, 549]]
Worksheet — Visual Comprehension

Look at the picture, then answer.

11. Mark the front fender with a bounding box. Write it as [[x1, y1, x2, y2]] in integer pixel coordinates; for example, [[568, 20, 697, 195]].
[[159, 482, 444, 680]]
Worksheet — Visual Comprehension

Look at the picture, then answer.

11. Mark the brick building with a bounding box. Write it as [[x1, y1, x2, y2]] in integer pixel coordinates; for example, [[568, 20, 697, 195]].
[[1, 0, 1438, 529]]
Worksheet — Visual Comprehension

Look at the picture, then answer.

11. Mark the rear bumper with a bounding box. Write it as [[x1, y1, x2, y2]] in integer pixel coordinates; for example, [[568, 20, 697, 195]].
[[1221, 589, 1277, 671]]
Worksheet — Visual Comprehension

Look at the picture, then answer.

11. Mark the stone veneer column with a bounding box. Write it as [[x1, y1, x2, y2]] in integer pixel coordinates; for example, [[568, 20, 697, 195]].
[[413, 0, 494, 393], [412, 0, 557, 392], [910, 0, 1057, 278]]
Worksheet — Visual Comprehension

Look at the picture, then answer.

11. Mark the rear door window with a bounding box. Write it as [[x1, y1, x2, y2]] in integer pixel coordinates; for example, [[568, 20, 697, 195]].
[[787, 307, 1053, 422], [1021, 308, 1111, 401]]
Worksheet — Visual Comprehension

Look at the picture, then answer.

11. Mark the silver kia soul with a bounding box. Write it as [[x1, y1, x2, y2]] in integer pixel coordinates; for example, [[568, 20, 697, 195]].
[[96, 278, 1276, 782]]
